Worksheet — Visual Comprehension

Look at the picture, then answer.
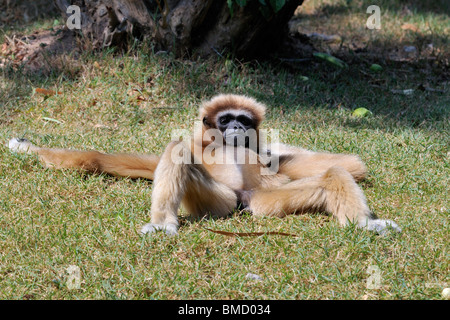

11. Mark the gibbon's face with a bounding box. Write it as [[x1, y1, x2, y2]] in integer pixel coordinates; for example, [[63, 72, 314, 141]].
[[215, 110, 255, 147]]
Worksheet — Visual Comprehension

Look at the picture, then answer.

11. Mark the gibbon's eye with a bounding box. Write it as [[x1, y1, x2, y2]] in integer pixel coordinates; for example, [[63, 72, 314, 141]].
[[237, 115, 252, 127], [219, 115, 231, 125]]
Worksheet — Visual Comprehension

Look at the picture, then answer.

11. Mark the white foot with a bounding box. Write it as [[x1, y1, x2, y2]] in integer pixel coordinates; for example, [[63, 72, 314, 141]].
[[361, 219, 401, 235], [140, 223, 178, 236], [8, 138, 35, 154]]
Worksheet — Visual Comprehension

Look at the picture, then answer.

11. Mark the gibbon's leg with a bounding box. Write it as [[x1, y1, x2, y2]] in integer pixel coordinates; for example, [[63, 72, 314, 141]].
[[8, 138, 159, 180], [249, 166, 400, 234], [274, 143, 368, 182], [140, 141, 237, 236]]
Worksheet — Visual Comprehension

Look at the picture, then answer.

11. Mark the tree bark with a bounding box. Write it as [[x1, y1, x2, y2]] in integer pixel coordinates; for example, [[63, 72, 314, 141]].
[[54, 0, 304, 58]]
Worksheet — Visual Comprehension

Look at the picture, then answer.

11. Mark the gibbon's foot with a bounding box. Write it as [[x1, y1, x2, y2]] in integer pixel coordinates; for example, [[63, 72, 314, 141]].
[[8, 138, 34, 153], [361, 219, 401, 235], [235, 189, 254, 211], [140, 223, 178, 236]]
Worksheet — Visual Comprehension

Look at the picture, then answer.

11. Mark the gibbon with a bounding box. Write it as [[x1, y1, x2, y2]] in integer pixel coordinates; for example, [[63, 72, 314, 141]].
[[8, 94, 400, 236]]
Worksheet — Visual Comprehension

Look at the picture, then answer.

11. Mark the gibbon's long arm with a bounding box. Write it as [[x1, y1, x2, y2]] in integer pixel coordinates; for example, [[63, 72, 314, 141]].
[[141, 140, 238, 236], [8, 138, 159, 180]]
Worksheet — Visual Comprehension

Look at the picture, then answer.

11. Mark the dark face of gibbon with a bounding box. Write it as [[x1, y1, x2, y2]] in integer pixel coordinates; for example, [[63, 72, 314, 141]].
[[215, 111, 256, 148]]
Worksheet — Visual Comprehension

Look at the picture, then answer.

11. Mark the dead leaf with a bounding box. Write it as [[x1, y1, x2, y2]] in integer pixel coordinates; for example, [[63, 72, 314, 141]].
[[127, 86, 148, 102], [1, 43, 8, 54], [35, 88, 62, 96], [401, 23, 419, 32], [203, 227, 297, 237], [127, 88, 136, 96]]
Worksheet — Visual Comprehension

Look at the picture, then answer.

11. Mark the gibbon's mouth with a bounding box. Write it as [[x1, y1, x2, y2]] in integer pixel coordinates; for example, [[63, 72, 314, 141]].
[[224, 131, 249, 147]]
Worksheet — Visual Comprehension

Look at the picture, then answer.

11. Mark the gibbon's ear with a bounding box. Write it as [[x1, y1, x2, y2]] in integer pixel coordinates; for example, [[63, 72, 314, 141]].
[[203, 116, 212, 128]]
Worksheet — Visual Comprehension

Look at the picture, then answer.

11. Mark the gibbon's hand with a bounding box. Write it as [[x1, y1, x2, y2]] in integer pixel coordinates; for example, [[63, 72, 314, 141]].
[[8, 138, 35, 154], [140, 223, 178, 236]]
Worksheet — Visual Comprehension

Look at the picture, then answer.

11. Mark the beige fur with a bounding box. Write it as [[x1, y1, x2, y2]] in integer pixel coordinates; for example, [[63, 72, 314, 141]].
[[8, 94, 400, 236]]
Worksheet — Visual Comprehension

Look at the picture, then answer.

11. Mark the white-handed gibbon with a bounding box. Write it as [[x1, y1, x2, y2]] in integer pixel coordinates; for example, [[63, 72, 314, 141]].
[[8, 94, 400, 236]]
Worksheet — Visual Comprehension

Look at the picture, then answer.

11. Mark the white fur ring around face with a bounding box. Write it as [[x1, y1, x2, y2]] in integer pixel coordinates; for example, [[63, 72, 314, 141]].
[[8, 138, 34, 153]]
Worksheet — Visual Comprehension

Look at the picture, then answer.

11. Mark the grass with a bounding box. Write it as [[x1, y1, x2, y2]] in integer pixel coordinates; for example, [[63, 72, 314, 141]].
[[0, 1, 448, 299]]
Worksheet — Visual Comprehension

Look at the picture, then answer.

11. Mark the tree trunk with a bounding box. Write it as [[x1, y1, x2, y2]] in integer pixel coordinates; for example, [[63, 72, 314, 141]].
[[54, 0, 303, 58]]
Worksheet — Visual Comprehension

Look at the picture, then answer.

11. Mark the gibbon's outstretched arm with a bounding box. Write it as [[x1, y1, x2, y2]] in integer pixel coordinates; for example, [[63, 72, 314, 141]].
[[141, 140, 238, 235], [8, 138, 159, 180]]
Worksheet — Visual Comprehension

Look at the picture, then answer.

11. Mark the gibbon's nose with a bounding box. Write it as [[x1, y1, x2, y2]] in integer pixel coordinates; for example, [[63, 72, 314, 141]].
[[232, 120, 246, 131], [229, 120, 240, 130]]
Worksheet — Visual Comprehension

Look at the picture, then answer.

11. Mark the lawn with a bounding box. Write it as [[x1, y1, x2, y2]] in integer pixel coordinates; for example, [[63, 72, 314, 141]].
[[0, 0, 448, 299]]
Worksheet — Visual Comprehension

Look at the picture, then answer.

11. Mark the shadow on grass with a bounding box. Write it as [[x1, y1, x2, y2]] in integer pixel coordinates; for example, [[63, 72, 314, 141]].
[[1, 0, 448, 132], [273, 0, 449, 130], [0, 0, 78, 115], [317, 0, 450, 16]]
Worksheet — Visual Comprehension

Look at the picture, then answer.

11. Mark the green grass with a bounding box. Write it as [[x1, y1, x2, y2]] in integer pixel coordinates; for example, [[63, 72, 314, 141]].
[[0, 1, 448, 299]]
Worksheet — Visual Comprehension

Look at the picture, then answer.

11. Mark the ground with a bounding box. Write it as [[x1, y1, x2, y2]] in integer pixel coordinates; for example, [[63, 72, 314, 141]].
[[0, 0, 448, 299]]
